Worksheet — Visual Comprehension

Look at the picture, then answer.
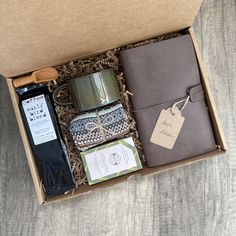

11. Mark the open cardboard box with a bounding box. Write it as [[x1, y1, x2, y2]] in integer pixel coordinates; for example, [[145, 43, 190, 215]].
[[0, 0, 227, 204]]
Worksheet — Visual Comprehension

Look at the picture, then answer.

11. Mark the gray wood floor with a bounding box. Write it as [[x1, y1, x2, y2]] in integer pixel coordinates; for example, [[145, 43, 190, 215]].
[[0, 0, 235, 235]]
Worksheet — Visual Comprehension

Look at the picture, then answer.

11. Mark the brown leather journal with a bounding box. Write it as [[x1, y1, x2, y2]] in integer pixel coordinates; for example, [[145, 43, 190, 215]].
[[120, 35, 216, 167]]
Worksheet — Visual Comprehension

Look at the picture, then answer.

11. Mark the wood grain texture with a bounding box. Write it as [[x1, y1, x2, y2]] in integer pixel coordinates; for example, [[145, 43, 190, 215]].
[[0, 0, 235, 235]]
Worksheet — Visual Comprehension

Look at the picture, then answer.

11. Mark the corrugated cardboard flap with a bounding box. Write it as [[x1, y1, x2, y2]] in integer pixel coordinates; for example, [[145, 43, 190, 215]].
[[0, 0, 203, 77]]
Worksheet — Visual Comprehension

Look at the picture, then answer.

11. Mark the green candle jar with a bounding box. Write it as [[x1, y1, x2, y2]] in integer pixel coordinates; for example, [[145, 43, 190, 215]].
[[53, 69, 121, 112]]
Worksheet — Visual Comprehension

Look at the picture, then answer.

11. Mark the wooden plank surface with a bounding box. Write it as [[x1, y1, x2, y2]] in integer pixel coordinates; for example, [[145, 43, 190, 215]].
[[0, 0, 235, 235]]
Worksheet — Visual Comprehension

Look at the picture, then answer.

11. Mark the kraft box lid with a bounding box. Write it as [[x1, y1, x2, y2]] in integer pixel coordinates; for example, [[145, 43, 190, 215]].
[[0, 0, 203, 77]]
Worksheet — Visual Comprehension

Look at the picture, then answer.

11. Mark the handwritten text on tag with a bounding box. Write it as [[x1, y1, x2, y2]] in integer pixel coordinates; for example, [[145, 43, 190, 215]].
[[150, 107, 185, 149]]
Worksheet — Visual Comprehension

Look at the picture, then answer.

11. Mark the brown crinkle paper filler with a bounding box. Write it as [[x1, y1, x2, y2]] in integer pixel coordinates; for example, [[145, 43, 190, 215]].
[[51, 33, 182, 189]]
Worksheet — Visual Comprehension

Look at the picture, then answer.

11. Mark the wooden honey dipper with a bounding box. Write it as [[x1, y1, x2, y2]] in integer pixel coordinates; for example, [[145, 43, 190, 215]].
[[13, 67, 58, 88]]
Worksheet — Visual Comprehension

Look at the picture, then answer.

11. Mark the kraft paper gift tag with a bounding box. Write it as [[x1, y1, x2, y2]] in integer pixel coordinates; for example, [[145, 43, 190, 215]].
[[150, 107, 185, 149]]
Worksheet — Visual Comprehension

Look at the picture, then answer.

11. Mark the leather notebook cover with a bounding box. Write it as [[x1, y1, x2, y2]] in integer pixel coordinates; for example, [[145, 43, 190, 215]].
[[120, 35, 216, 167]]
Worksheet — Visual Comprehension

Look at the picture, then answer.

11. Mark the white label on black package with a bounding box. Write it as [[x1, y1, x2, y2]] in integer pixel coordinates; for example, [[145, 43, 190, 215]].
[[22, 94, 57, 145]]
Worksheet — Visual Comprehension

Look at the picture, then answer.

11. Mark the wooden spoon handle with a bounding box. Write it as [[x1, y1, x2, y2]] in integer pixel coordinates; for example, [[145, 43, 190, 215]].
[[13, 67, 58, 88], [13, 75, 34, 88]]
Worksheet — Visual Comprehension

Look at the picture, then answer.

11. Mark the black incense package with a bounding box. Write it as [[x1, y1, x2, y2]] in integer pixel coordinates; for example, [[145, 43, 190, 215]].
[[17, 84, 75, 196]]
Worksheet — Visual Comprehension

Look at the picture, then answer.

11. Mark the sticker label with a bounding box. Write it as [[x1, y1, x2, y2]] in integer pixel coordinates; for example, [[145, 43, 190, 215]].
[[150, 107, 185, 149], [22, 94, 57, 145]]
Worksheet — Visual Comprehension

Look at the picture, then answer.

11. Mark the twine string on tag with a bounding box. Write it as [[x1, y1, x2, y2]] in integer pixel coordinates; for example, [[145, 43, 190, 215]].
[[171, 96, 190, 115], [83, 112, 118, 141]]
